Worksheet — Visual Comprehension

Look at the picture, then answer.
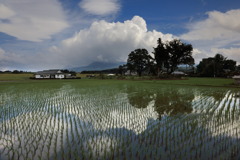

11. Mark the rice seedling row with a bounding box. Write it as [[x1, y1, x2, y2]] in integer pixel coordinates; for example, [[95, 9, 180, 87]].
[[0, 84, 240, 159]]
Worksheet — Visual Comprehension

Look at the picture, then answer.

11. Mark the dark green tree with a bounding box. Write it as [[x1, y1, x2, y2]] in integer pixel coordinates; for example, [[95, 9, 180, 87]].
[[197, 57, 215, 77], [237, 65, 240, 73], [127, 48, 153, 76], [223, 59, 236, 71], [118, 64, 127, 75], [197, 53, 236, 77], [214, 54, 226, 76], [153, 38, 169, 75], [126, 62, 135, 75], [153, 38, 194, 74], [61, 69, 70, 73], [12, 70, 23, 74], [166, 39, 194, 73], [148, 60, 158, 76]]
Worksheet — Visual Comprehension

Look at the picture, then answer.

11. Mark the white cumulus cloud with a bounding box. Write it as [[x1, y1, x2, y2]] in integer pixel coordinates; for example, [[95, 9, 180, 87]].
[[181, 9, 240, 64], [0, 4, 15, 19], [0, 48, 26, 70], [181, 9, 240, 41], [0, 0, 69, 42], [211, 47, 240, 64], [1, 16, 174, 70], [79, 0, 120, 16], [50, 16, 174, 68]]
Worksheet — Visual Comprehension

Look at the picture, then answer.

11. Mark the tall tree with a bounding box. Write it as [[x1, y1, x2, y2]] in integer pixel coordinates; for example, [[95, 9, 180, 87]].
[[197, 57, 215, 77], [166, 39, 194, 73], [127, 48, 153, 76], [153, 38, 169, 75], [237, 65, 240, 73], [153, 38, 194, 74], [223, 59, 236, 71], [214, 54, 226, 76], [197, 53, 236, 77], [118, 64, 127, 75]]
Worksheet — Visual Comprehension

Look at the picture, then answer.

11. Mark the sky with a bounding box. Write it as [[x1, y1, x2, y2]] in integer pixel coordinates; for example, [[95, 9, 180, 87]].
[[0, 0, 240, 71]]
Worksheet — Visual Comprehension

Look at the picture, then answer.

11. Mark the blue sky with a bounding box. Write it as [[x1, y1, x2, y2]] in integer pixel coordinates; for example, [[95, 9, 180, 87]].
[[0, 0, 240, 71]]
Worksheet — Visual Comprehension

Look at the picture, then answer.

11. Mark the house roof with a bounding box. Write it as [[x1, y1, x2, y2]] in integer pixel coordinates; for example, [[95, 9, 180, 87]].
[[171, 71, 186, 75], [233, 75, 240, 79], [35, 69, 63, 75]]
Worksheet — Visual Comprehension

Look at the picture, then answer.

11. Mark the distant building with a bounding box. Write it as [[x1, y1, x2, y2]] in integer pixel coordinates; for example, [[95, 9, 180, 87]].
[[233, 75, 240, 85], [107, 74, 115, 76], [124, 70, 137, 76], [35, 69, 75, 79], [171, 71, 186, 75]]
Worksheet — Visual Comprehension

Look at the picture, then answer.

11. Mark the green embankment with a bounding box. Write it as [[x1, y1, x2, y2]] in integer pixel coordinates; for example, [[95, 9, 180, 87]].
[[0, 73, 33, 81], [0, 73, 237, 88]]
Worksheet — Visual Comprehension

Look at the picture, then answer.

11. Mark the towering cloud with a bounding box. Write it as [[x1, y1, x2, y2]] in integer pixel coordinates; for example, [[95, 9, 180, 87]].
[[50, 16, 174, 68], [0, 16, 174, 70]]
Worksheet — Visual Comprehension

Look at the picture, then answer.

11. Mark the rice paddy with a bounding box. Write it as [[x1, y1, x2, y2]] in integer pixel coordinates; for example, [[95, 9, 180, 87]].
[[0, 80, 240, 159]]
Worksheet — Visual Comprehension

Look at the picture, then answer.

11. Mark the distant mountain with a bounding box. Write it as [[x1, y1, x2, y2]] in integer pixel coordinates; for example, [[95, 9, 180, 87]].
[[70, 61, 125, 72]]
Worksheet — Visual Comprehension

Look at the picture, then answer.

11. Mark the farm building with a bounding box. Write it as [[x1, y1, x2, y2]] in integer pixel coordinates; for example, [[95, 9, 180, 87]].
[[124, 70, 137, 76], [171, 71, 186, 75], [233, 75, 240, 85], [35, 70, 75, 79]]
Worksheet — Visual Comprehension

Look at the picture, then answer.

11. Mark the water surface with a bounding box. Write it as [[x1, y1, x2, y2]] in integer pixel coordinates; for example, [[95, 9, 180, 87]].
[[0, 81, 239, 159]]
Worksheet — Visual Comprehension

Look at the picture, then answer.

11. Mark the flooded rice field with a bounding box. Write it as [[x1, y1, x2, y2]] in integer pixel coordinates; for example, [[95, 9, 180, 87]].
[[0, 81, 240, 159]]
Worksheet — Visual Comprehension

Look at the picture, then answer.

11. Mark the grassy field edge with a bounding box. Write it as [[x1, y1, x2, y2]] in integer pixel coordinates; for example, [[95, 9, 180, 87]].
[[0, 73, 238, 88]]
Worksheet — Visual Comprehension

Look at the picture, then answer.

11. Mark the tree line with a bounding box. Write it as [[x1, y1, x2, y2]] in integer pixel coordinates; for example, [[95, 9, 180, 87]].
[[0, 70, 29, 74], [197, 54, 238, 77], [118, 38, 239, 77], [119, 38, 194, 77]]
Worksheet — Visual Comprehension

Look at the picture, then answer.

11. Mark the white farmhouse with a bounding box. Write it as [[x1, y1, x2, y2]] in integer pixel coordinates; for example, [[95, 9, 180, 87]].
[[233, 75, 240, 85], [171, 71, 186, 75], [124, 70, 137, 76], [35, 70, 71, 79]]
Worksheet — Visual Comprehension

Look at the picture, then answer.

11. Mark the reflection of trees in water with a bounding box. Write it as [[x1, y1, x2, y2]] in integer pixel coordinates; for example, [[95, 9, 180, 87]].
[[1, 84, 239, 160], [201, 89, 228, 102], [154, 89, 194, 119], [127, 86, 154, 109], [126, 86, 195, 119]]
